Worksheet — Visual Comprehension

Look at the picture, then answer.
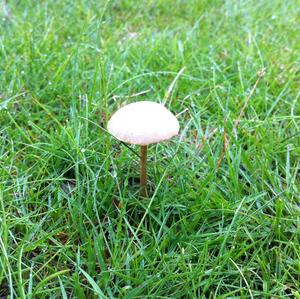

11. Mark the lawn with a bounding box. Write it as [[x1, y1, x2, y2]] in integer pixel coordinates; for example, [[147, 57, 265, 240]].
[[1, 0, 300, 298]]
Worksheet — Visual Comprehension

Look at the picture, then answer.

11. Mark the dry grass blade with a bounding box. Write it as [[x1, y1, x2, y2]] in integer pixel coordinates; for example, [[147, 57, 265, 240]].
[[216, 114, 230, 170], [216, 69, 266, 171], [233, 68, 266, 130], [197, 128, 218, 153]]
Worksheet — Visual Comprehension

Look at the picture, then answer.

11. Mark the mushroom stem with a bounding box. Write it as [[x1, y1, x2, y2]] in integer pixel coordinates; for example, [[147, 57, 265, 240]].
[[140, 145, 148, 196]]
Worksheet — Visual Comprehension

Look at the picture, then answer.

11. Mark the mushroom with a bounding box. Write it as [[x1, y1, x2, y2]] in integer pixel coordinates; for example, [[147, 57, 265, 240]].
[[107, 101, 179, 196]]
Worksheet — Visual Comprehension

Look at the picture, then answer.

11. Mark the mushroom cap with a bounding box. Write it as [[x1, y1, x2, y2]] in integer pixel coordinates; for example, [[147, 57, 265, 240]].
[[107, 101, 179, 145]]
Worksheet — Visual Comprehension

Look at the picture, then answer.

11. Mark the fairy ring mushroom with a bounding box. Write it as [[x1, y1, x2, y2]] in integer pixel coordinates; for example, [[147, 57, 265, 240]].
[[107, 101, 179, 196]]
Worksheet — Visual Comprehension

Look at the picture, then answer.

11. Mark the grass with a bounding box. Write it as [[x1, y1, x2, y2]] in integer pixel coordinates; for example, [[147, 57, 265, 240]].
[[0, 0, 300, 297]]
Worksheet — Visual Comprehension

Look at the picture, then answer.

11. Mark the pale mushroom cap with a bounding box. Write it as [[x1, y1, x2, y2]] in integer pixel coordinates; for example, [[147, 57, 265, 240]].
[[107, 101, 180, 145]]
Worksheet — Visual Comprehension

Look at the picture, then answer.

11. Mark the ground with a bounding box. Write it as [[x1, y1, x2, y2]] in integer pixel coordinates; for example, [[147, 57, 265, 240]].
[[0, 0, 300, 298]]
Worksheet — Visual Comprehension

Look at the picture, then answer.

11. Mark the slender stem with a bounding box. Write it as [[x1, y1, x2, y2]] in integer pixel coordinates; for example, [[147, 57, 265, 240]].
[[140, 145, 148, 196]]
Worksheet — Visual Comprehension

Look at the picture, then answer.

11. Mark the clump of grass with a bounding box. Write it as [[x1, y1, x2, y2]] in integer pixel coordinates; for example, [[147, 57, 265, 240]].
[[1, 0, 299, 297]]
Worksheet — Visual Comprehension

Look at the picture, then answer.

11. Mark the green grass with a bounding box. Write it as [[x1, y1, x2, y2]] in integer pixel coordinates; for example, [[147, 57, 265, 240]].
[[1, 0, 300, 297]]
